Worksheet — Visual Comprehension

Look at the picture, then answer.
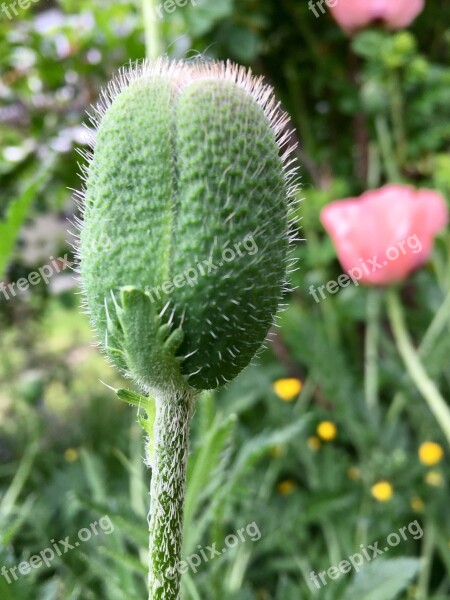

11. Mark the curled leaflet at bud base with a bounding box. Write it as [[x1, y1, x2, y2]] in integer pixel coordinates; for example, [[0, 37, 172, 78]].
[[77, 58, 300, 394]]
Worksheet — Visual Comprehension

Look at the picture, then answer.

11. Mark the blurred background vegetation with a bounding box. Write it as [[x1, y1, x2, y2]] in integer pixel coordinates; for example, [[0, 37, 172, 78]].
[[1, 1, 450, 599]]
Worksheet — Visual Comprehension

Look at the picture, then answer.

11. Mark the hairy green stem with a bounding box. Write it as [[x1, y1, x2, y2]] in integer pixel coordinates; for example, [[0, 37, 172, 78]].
[[365, 288, 381, 413], [416, 521, 434, 600], [418, 289, 450, 359], [386, 289, 450, 425], [375, 114, 401, 182], [389, 70, 406, 166], [386, 288, 450, 447], [367, 142, 381, 189], [142, 0, 162, 60], [148, 391, 195, 599]]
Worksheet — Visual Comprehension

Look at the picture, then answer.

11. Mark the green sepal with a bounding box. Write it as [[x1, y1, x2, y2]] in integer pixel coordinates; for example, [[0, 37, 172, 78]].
[[104, 286, 190, 393], [115, 387, 156, 465], [115, 387, 153, 413]]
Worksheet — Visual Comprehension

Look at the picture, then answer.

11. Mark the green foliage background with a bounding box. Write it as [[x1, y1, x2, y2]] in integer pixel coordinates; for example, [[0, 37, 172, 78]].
[[0, 1, 449, 599]]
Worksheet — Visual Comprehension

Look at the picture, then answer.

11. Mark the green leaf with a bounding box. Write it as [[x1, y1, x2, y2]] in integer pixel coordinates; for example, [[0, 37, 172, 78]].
[[181, 572, 202, 600], [78, 551, 142, 600], [183, 0, 233, 36], [0, 159, 53, 278], [223, 416, 312, 497], [1, 495, 35, 545], [75, 496, 148, 546], [184, 410, 237, 550], [98, 546, 147, 575], [0, 441, 39, 523], [343, 558, 421, 600], [186, 415, 311, 554], [351, 31, 387, 60]]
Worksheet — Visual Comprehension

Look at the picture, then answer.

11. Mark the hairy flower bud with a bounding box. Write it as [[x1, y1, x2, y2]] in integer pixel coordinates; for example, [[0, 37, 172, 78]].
[[78, 58, 298, 394]]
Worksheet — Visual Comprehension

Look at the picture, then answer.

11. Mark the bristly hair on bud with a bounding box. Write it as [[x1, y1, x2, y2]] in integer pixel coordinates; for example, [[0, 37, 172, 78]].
[[75, 57, 301, 396]]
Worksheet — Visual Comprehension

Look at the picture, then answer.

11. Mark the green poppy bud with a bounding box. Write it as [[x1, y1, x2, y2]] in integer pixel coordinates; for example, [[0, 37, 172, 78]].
[[79, 59, 298, 394]]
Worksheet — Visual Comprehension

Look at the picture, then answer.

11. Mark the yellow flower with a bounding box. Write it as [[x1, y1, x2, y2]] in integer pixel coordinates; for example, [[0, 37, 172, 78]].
[[410, 497, 424, 513], [307, 436, 321, 451], [425, 470, 443, 487], [418, 442, 444, 466], [347, 467, 361, 481], [316, 421, 337, 441], [272, 378, 302, 401], [269, 445, 285, 458], [277, 479, 296, 495], [64, 448, 79, 463], [371, 480, 393, 502]]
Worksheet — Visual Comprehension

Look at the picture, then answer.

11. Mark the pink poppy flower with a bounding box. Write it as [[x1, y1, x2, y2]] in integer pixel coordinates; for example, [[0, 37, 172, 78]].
[[328, 0, 424, 32], [320, 185, 448, 286]]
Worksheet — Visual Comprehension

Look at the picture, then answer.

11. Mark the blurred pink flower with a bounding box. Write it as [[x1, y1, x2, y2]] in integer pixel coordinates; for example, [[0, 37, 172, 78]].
[[320, 185, 448, 285], [328, 0, 424, 32]]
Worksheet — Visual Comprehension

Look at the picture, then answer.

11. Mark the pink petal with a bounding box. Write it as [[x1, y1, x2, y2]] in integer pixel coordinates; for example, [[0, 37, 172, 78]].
[[320, 184, 448, 286], [328, 0, 424, 32]]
